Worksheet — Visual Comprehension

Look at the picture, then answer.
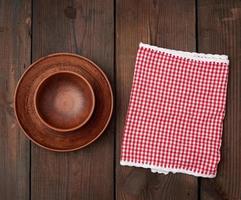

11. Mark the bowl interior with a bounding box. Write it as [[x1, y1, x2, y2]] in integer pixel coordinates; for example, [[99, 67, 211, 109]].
[[35, 71, 95, 132]]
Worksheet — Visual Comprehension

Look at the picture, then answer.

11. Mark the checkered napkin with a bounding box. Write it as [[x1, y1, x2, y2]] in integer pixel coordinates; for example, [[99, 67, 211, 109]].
[[120, 43, 229, 178]]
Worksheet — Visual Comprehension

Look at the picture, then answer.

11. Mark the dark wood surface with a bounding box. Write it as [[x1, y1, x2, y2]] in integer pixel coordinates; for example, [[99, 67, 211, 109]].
[[198, 0, 241, 199], [0, 0, 240, 199], [0, 0, 31, 199]]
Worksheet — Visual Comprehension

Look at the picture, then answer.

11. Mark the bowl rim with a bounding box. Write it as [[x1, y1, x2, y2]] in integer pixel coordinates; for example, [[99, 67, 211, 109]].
[[14, 53, 113, 152], [33, 70, 96, 133]]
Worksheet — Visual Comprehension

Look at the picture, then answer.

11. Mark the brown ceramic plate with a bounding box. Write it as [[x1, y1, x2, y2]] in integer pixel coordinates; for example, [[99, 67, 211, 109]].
[[14, 53, 113, 152]]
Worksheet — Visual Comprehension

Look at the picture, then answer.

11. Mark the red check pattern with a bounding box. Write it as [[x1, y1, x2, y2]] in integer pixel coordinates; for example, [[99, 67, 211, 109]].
[[120, 43, 229, 178]]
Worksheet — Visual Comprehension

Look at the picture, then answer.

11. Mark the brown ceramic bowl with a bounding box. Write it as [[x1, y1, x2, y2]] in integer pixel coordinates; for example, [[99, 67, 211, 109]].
[[34, 71, 95, 132]]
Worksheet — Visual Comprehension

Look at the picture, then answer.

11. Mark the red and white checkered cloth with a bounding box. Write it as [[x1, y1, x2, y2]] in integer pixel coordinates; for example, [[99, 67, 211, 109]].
[[120, 43, 229, 178]]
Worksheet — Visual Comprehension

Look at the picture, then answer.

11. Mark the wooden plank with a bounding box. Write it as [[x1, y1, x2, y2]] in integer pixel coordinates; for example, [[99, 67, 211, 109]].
[[116, 0, 198, 199], [0, 0, 31, 199], [31, 0, 114, 199], [198, 0, 241, 199]]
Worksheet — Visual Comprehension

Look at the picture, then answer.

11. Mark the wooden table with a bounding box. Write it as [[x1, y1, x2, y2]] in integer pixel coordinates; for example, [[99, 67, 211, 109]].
[[0, 0, 240, 199]]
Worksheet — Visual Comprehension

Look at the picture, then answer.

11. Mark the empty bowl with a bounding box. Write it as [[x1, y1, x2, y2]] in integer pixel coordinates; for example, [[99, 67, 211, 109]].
[[34, 71, 95, 132]]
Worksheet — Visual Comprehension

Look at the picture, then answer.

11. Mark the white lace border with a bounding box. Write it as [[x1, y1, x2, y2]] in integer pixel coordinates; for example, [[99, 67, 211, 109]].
[[140, 43, 229, 64], [120, 160, 216, 178]]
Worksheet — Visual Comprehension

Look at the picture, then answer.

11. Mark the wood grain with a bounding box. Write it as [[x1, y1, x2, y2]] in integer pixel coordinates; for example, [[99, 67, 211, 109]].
[[198, 0, 241, 199], [116, 0, 198, 199], [31, 0, 114, 199], [0, 0, 31, 199]]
